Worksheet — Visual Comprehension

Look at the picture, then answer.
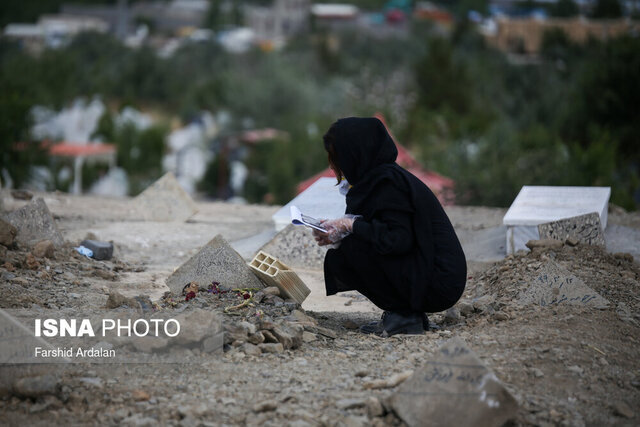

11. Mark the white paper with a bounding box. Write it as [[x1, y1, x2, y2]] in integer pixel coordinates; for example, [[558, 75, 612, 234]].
[[290, 205, 327, 233]]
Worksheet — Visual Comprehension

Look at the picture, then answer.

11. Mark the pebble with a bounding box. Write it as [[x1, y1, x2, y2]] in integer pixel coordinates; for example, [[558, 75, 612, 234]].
[[567, 365, 584, 375], [259, 343, 284, 354], [253, 400, 278, 413], [366, 396, 385, 417], [613, 402, 634, 418], [12, 375, 59, 398], [336, 398, 366, 409], [242, 343, 262, 356], [494, 311, 509, 321], [131, 389, 150, 402], [302, 332, 317, 343]]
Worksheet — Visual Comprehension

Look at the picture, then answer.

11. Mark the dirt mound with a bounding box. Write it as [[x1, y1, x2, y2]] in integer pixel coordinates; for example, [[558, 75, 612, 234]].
[[469, 242, 639, 315]]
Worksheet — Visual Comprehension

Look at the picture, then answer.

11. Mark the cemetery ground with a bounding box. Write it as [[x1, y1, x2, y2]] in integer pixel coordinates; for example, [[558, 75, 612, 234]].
[[0, 191, 639, 426]]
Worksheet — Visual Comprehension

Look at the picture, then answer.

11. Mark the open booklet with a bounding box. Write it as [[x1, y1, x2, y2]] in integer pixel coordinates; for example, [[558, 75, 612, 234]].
[[290, 205, 328, 233]]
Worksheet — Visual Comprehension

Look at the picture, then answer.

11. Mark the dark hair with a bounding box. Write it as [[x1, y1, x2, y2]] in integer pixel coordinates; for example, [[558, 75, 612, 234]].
[[323, 123, 344, 184]]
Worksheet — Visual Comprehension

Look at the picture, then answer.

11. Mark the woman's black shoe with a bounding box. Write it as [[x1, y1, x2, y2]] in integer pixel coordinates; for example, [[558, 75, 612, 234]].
[[359, 311, 424, 337]]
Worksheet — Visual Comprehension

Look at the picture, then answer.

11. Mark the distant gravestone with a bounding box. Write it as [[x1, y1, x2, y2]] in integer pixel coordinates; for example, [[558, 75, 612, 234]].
[[166, 234, 263, 295], [272, 177, 346, 231], [259, 225, 328, 270], [0, 309, 65, 364], [518, 261, 609, 309], [503, 186, 610, 254], [389, 338, 518, 427], [132, 172, 198, 222], [538, 212, 605, 247], [3, 198, 64, 247]]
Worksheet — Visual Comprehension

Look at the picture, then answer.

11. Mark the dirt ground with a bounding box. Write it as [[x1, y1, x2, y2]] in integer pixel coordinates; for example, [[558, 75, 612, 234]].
[[0, 191, 639, 426]]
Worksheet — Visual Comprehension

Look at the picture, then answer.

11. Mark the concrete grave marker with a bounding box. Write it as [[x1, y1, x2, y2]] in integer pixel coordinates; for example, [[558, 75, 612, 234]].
[[272, 177, 346, 231], [537, 212, 605, 246], [389, 337, 518, 427], [503, 186, 610, 254], [518, 260, 609, 309], [259, 225, 328, 270], [2, 198, 64, 247], [132, 172, 198, 222], [166, 234, 263, 295]]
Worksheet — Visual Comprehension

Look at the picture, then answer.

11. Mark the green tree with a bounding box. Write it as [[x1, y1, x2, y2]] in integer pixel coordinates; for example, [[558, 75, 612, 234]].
[[591, 0, 623, 18]]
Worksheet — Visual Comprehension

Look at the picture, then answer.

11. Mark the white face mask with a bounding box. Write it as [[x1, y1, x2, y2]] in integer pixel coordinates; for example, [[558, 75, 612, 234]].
[[338, 179, 351, 196]]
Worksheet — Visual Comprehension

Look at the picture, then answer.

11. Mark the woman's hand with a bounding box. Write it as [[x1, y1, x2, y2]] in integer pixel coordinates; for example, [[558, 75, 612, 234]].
[[324, 217, 356, 243], [312, 220, 333, 246]]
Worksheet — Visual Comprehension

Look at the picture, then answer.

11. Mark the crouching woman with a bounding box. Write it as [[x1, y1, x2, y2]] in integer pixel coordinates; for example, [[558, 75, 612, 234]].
[[313, 117, 467, 336]]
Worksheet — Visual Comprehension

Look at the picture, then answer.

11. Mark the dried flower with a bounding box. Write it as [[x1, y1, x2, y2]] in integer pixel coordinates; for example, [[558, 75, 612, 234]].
[[185, 291, 196, 301]]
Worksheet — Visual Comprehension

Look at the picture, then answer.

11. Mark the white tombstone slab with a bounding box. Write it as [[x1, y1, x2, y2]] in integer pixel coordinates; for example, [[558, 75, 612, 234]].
[[272, 177, 346, 230], [503, 186, 610, 254]]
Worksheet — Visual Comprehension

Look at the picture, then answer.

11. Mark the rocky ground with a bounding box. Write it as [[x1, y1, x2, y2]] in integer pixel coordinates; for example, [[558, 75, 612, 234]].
[[0, 191, 639, 426]]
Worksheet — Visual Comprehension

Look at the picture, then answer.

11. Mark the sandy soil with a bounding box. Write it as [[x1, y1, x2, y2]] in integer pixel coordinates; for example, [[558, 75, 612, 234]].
[[0, 191, 639, 426]]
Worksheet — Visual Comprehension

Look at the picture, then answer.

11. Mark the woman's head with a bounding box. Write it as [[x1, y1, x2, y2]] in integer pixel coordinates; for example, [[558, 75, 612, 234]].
[[322, 117, 397, 185]]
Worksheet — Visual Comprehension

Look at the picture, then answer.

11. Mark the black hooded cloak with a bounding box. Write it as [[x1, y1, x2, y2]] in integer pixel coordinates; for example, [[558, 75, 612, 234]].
[[323, 117, 466, 313]]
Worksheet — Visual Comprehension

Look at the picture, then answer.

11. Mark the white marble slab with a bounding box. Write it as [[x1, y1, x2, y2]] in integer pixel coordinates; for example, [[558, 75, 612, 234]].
[[272, 177, 346, 230]]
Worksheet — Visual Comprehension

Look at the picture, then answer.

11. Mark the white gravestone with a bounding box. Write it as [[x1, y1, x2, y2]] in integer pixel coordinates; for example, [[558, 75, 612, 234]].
[[272, 177, 346, 231], [502, 186, 610, 254]]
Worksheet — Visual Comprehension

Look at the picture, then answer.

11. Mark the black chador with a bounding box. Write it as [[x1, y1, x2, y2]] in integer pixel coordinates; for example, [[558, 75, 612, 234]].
[[323, 117, 467, 314]]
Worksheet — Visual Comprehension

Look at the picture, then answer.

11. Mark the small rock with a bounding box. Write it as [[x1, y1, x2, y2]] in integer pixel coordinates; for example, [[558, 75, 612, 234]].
[[25, 253, 40, 269], [613, 402, 634, 418], [494, 311, 509, 321], [565, 237, 579, 246], [343, 320, 359, 330], [337, 398, 367, 409], [444, 307, 461, 323], [248, 331, 265, 345], [78, 377, 103, 388], [13, 375, 59, 398], [302, 332, 317, 343], [366, 396, 385, 417], [263, 287, 281, 296], [242, 343, 262, 356], [262, 330, 279, 343], [0, 218, 17, 247], [131, 389, 150, 401], [567, 365, 583, 375], [259, 343, 284, 354], [531, 368, 544, 378], [224, 323, 249, 345], [364, 371, 413, 390], [253, 400, 278, 412], [289, 309, 317, 326], [525, 239, 564, 250], [457, 301, 474, 316], [238, 321, 257, 335], [472, 295, 495, 313], [33, 240, 55, 258], [271, 323, 303, 349]]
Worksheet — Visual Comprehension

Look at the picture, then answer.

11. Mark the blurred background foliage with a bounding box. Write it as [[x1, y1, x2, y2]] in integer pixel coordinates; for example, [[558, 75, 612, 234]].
[[0, 1, 638, 208]]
